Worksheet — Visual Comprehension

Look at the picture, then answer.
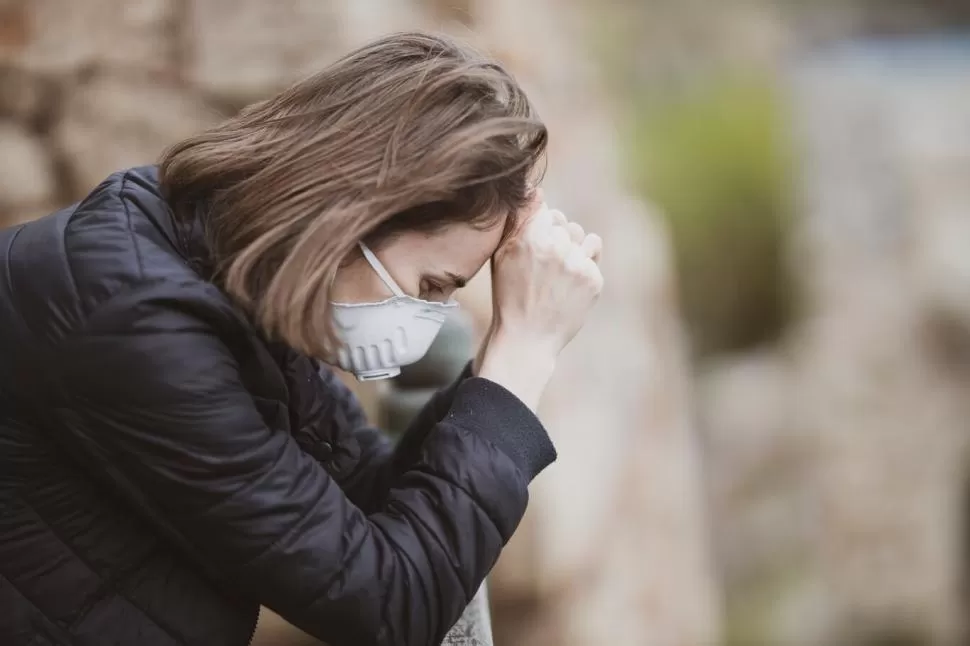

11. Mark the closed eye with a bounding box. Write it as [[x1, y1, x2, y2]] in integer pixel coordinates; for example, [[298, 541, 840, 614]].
[[448, 273, 468, 289], [420, 272, 467, 301], [420, 279, 450, 302]]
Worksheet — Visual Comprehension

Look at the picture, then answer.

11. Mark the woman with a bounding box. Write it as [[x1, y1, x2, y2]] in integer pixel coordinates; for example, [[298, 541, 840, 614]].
[[0, 32, 602, 646]]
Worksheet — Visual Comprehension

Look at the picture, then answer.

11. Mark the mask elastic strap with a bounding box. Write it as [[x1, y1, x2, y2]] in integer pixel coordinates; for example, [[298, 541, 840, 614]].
[[358, 242, 406, 298]]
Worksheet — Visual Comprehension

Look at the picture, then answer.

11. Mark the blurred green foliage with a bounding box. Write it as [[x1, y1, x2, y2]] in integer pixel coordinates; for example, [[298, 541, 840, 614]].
[[723, 560, 809, 646], [625, 75, 795, 358]]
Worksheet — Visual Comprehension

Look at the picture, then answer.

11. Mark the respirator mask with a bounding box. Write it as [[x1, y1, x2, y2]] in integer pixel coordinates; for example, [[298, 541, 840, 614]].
[[331, 242, 458, 381]]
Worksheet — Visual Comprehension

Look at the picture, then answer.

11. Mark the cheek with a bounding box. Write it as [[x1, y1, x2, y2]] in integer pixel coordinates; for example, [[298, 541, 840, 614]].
[[330, 257, 393, 303], [370, 241, 426, 296]]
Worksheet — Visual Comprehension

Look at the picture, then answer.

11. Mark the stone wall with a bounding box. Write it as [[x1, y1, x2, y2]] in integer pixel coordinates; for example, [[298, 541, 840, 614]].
[[0, 1, 721, 644], [466, 4, 722, 645], [793, 41, 970, 646], [699, 36, 970, 646]]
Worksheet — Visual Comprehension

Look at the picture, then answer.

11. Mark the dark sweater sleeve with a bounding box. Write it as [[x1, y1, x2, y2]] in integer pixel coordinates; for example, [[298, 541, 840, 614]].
[[55, 281, 554, 646]]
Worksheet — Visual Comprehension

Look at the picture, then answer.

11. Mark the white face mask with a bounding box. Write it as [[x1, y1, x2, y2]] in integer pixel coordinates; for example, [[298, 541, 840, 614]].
[[331, 242, 459, 381]]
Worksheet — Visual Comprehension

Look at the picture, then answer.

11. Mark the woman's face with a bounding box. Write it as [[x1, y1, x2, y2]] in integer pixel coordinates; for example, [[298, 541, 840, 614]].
[[331, 219, 507, 304]]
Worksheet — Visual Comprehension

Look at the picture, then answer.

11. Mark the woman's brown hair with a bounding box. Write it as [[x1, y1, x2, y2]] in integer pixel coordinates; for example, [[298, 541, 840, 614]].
[[159, 31, 547, 357]]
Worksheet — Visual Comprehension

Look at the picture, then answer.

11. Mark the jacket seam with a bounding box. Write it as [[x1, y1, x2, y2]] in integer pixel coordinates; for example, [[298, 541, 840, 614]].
[[119, 170, 147, 281], [237, 473, 338, 574], [50, 277, 191, 353], [404, 461, 508, 552], [240, 439, 508, 611], [15, 495, 188, 645], [436, 421, 530, 504], [61, 180, 107, 308], [3, 224, 30, 337], [56, 170, 146, 335], [369, 521, 416, 645], [387, 489, 476, 605], [0, 573, 76, 645], [451, 384, 555, 480]]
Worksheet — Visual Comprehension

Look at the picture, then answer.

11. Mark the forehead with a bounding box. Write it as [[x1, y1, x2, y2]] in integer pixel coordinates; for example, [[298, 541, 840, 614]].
[[388, 220, 506, 277]]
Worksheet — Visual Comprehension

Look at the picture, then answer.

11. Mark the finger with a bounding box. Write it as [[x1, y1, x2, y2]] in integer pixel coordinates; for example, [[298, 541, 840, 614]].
[[566, 221, 585, 245], [585, 258, 604, 294], [565, 246, 587, 272], [581, 233, 602, 261], [548, 208, 568, 227], [549, 223, 572, 252]]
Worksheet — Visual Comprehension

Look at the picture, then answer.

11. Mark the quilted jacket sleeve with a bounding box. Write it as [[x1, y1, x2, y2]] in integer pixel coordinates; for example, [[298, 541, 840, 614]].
[[299, 360, 476, 513], [54, 281, 556, 646]]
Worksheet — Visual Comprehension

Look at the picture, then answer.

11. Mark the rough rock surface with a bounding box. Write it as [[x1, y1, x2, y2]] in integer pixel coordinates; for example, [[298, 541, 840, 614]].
[[790, 44, 970, 646], [54, 73, 222, 194], [464, 4, 721, 646], [0, 120, 56, 224], [699, 39, 970, 646]]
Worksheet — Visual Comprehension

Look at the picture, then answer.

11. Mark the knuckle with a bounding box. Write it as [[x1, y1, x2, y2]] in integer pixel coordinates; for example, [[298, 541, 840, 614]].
[[552, 239, 572, 259], [583, 260, 604, 287], [565, 247, 585, 270]]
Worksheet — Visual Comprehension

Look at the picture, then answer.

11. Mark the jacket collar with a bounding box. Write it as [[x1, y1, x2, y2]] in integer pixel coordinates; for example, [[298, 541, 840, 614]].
[[173, 200, 217, 281], [124, 165, 217, 281]]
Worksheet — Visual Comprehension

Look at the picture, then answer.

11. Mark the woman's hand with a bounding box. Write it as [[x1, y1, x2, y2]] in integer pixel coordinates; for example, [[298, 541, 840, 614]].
[[477, 192, 603, 412]]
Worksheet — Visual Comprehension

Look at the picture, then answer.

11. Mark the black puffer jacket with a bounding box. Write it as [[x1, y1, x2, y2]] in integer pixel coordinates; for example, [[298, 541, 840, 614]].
[[0, 166, 556, 646]]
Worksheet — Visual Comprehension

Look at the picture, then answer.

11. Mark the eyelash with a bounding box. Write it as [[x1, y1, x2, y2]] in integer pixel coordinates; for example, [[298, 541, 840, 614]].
[[422, 281, 445, 298]]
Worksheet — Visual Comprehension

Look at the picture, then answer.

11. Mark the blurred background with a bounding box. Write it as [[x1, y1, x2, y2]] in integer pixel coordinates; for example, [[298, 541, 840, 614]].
[[3, 0, 970, 645]]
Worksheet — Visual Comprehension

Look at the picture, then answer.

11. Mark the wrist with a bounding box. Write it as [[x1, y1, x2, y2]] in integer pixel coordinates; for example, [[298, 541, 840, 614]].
[[472, 321, 496, 377], [478, 327, 558, 412], [491, 325, 559, 364]]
